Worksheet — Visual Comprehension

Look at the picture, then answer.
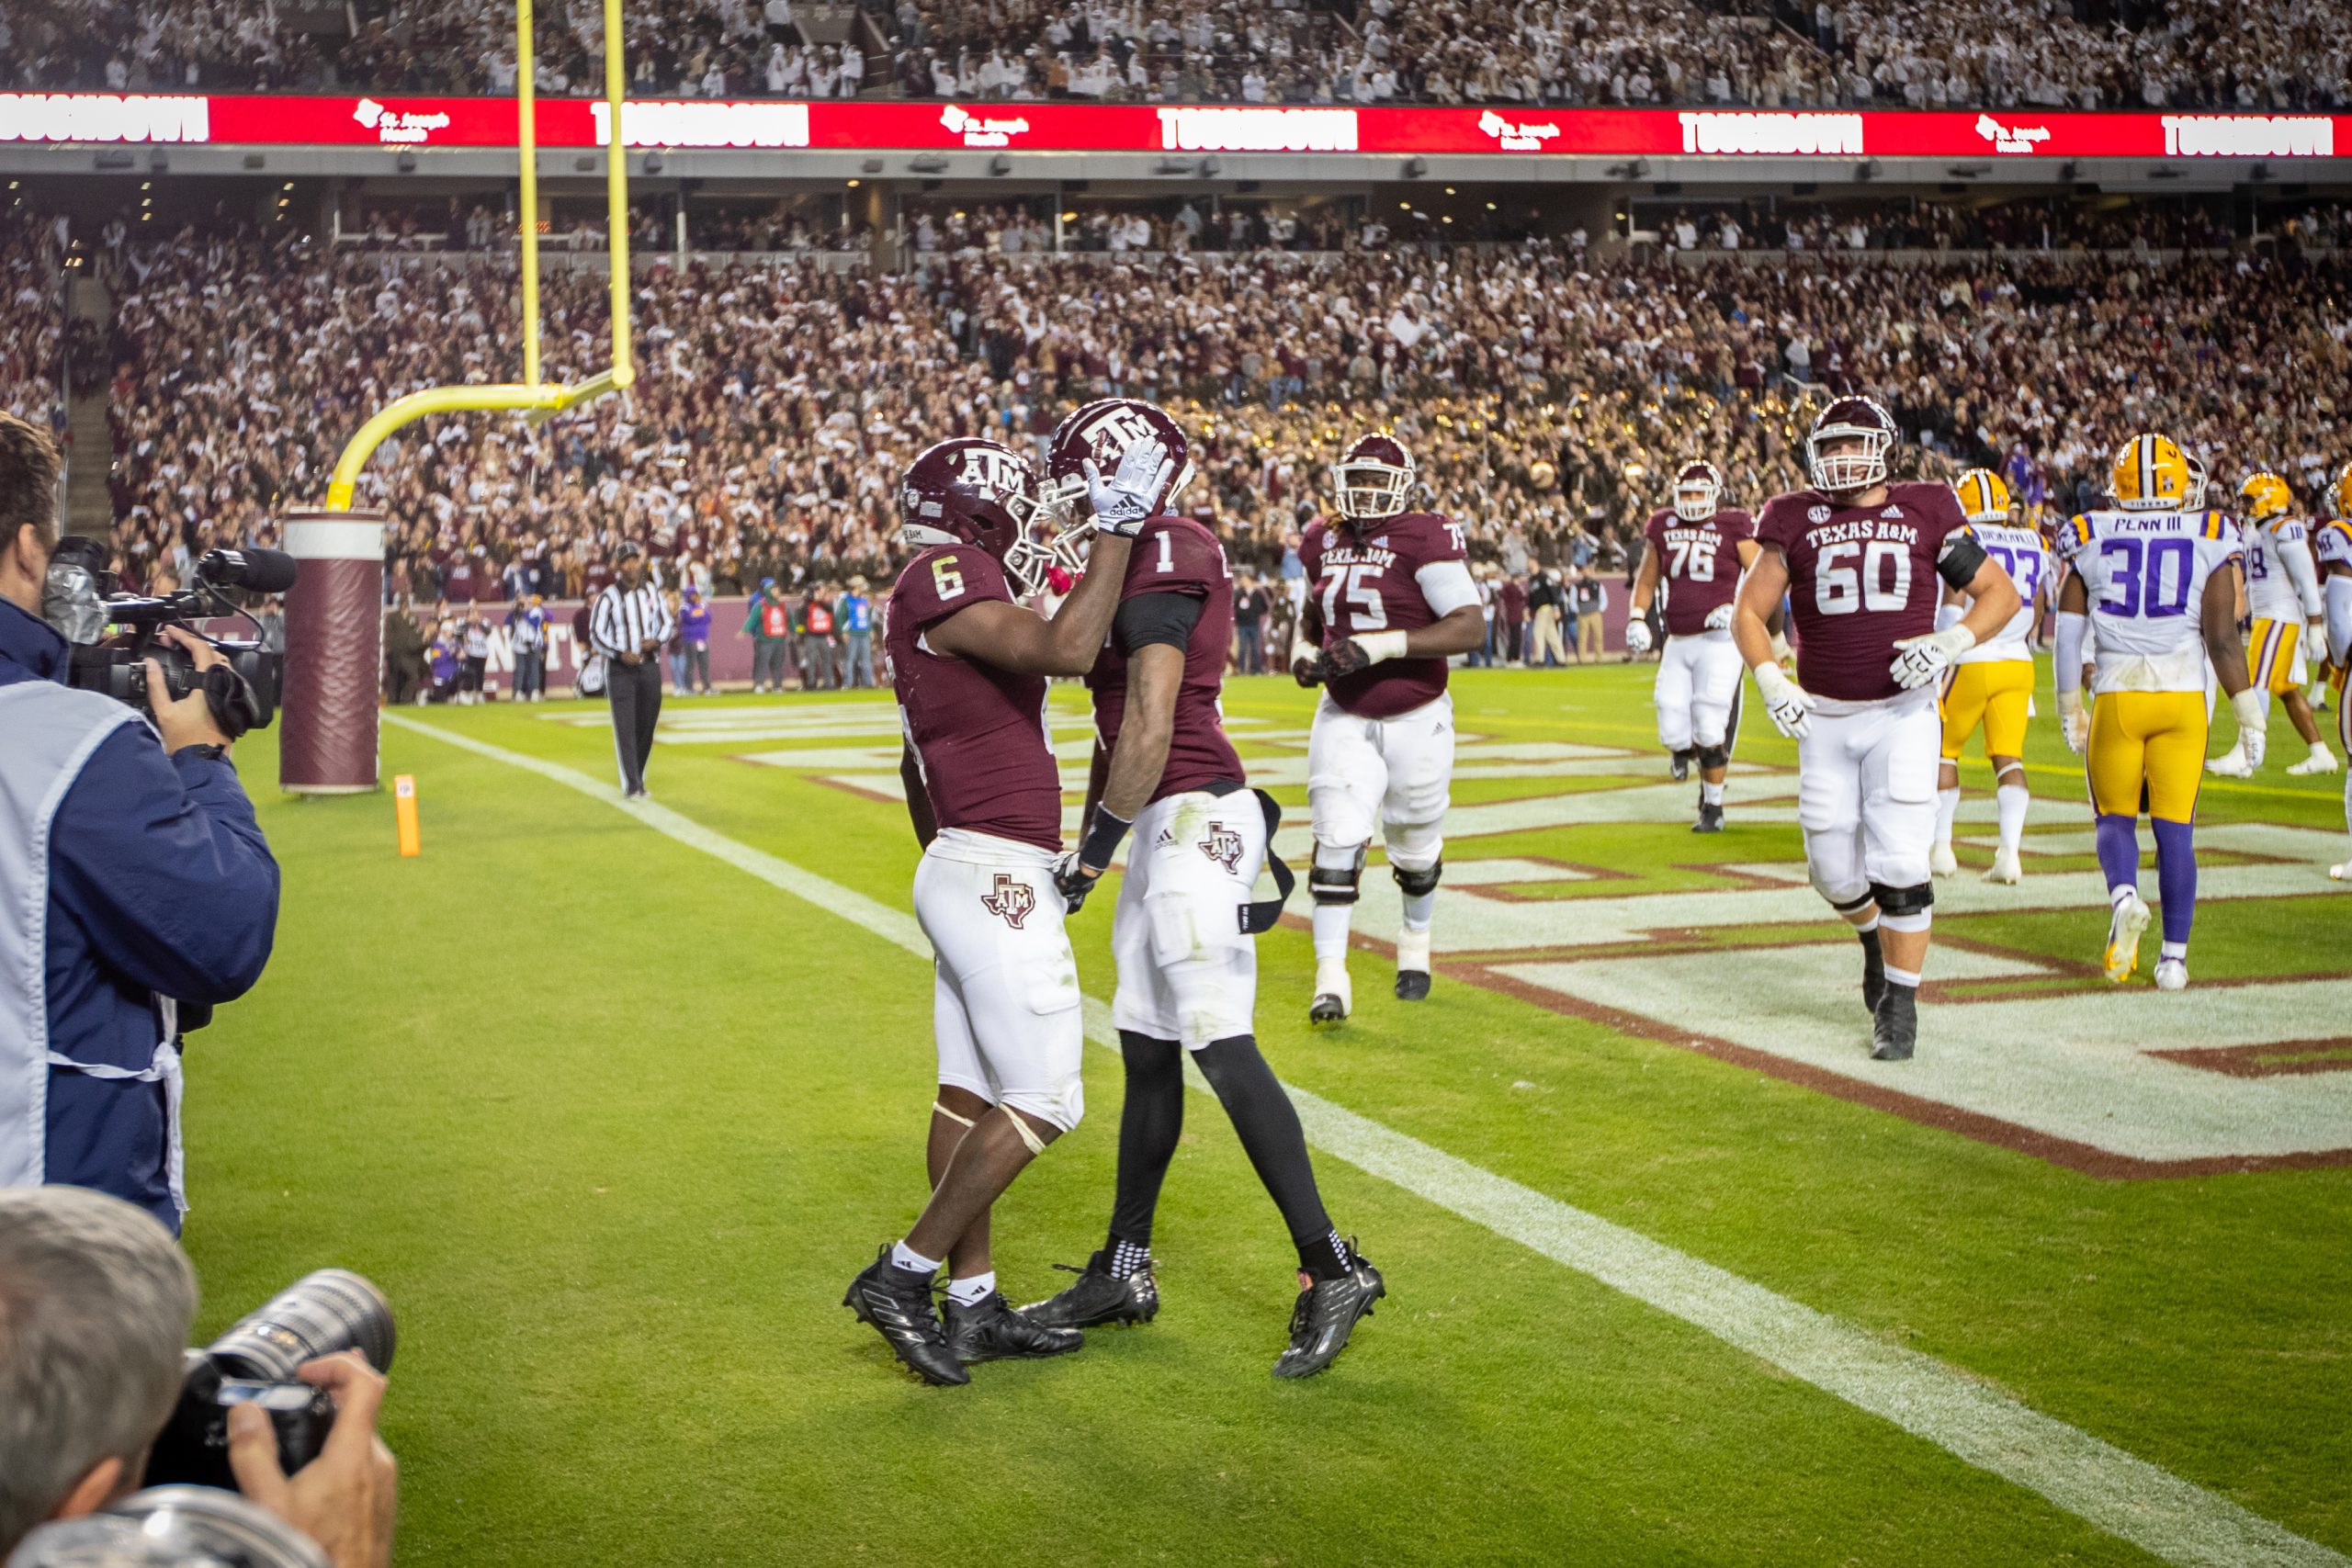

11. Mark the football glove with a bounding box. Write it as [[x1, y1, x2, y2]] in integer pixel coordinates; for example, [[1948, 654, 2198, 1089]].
[[2058, 688, 2088, 754], [1314, 629, 1408, 682], [1083, 435, 1174, 536], [1752, 660, 1816, 739], [1623, 618, 1654, 654], [1702, 603, 1734, 633], [2231, 687, 2270, 771], [1052, 851, 1103, 913], [1891, 625, 1976, 690]]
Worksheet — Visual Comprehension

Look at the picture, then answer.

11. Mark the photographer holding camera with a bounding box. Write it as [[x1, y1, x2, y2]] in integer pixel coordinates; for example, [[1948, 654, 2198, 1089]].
[[0, 1186, 398, 1568], [0, 413, 280, 1235]]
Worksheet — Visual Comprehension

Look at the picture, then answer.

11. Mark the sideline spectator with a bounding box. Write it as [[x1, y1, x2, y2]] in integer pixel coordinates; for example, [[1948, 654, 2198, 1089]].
[[838, 575, 876, 688]]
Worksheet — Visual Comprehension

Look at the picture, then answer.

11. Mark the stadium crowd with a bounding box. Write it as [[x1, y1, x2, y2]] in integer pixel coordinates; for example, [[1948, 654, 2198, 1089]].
[[4, 0, 2348, 110]]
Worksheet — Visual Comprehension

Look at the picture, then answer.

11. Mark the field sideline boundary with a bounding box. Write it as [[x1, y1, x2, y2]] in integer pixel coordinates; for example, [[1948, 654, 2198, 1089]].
[[382, 713, 2346, 1568]]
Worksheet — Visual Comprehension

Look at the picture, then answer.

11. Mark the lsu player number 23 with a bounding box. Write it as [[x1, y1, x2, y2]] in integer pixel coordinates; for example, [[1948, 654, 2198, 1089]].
[[1731, 397, 2020, 1064], [2054, 434, 2264, 991], [1930, 468, 2049, 886], [1291, 433, 1487, 1022]]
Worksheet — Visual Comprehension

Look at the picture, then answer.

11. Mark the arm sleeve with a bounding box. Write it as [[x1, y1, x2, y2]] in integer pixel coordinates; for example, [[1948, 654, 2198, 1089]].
[[2278, 532, 2324, 619], [1114, 591, 1204, 655], [1415, 558, 1481, 618], [48, 728, 281, 1004], [1936, 527, 1990, 591], [2326, 575, 2352, 666], [2054, 610, 2089, 695]]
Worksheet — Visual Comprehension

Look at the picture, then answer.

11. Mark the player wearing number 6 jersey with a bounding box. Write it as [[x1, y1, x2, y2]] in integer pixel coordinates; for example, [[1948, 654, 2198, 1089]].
[[2052, 434, 2262, 992], [1732, 397, 2020, 1063], [1931, 469, 2049, 886], [1291, 434, 1487, 1022], [1626, 460, 1759, 832]]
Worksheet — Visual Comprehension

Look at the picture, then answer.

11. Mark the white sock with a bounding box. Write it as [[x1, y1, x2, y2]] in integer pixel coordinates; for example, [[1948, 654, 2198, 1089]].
[[1400, 890, 1436, 932], [947, 1270, 995, 1306], [1933, 785, 1960, 850], [1883, 964, 1922, 989], [889, 1240, 942, 1276], [1700, 780, 1724, 807], [2159, 941, 2188, 964], [1311, 900, 1353, 967], [1996, 781, 2029, 855]]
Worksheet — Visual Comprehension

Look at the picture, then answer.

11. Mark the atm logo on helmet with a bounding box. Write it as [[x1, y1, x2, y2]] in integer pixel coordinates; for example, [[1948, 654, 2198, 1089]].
[[1076, 404, 1160, 462], [956, 444, 1029, 501]]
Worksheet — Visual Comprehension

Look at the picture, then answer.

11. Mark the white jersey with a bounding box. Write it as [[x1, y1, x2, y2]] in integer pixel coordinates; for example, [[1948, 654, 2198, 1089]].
[[1958, 522, 2047, 662], [2244, 517, 2323, 623], [2055, 507, 2242, 694]]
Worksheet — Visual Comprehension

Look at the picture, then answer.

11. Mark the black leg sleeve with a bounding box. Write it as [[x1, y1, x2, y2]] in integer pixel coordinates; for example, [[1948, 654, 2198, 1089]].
[[1192, 1034, 1333, 1252], [1108, 1032, 1185, 1247]]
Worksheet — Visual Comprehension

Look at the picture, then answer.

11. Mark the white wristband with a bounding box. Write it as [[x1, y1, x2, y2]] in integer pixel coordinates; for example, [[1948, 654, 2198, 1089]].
[[1354, 630, 1411, 665], [2230, 686, 2269, 732], [1289, 636, 1317, 669]]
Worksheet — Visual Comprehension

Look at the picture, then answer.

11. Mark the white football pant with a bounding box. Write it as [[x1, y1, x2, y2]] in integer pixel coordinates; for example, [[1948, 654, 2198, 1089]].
[[1654, 628, 1743, 753], [1306, 689, 1454, 871], [1795, 691, 1942, 905], [1112, 790, 1267, 1049]]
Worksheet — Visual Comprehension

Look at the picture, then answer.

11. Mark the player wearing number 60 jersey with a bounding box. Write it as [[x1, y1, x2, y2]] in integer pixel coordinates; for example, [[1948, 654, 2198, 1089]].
[[1930, 469, 2050, 886], [1626, 460, 1759, 833], [1731, 397, 2020, 1064], [2052, 434, 2262, 993], [1291, 434, 1487, 1023]]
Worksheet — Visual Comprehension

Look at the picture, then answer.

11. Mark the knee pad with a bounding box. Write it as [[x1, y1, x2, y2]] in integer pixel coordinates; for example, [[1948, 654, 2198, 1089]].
[[1310, 841, 1367, 906], [1391, 856, 1443, 898], [1696, 742, 1730, 770], [1000, 1082, 1082, 1141], [1870, 879, 1934, 918]]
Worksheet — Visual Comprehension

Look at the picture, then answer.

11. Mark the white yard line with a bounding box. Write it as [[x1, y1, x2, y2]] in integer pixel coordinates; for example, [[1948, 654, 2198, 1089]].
[[384, 714, 2346, 1568]]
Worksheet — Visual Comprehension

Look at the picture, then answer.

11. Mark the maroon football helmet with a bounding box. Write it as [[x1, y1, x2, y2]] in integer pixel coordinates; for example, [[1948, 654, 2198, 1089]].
[[1805, 397, 1898, 496], [1042, 399, 1194, 553], [1335, 433, 1416, 522], [898, 436, 1051, 593], [1671, 459, 1724, 523]]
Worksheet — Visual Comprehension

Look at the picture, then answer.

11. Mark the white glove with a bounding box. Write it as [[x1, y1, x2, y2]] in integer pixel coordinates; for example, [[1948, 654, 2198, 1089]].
[[1891, 624, 1976, 690], [1623, 618, 1653, 654], [1769, 630, 1793, 667], [1752, 660, 1815, 739], [1084, 435, 1174, 536], [2232, 687, 2270, 771], [1702, 603, 1733, 633], [2058, 688, 2087, 755]]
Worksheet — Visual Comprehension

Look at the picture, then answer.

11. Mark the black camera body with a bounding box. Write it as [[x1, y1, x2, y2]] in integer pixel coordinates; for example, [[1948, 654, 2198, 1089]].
[[49, 540, 296, 739], [142, 1269, 396, 1493]]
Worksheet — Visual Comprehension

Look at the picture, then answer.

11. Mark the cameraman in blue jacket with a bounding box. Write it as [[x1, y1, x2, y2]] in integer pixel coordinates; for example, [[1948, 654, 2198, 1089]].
[[0, 413, 280, 1235]]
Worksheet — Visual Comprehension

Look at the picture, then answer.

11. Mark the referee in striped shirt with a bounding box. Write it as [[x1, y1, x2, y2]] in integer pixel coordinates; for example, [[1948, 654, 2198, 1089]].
[[590, 544, 676, 799]]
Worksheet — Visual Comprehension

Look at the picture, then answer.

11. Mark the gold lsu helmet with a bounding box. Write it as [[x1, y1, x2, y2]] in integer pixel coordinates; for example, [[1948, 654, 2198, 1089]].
[[2337, 459, 2352, 518], [1953, 468, 2011, 525], [2109, 434, 2192, 511], [2238, 470, 2294, 525]]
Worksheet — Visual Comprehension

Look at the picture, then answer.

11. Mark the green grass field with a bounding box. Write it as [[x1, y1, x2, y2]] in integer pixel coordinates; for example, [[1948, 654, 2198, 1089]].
[[184, 662, 2352, 1566]]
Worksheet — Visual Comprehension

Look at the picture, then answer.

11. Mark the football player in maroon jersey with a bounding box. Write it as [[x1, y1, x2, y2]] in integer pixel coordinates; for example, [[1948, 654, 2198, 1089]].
[[842, 431, 1166, 1386], [1290, 433, 1487, 1019], [1021, 399, 1386, 1381], [1625, 460, 1762, 832], [1730, 398, 2020, 1063]]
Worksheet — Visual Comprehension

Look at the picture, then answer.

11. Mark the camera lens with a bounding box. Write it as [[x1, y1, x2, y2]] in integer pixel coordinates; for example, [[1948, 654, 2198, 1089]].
[[207, 1269, 396, 1381]]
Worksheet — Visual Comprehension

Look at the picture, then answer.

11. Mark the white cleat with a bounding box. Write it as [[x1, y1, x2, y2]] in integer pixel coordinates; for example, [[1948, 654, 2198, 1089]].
[[2154, 957, 2188, 991], [1929, 844, 1961, 878], [1984, 848, 2022, 886], [1393, 927, 1433, 1002], [2206, 745, 2252, 778], [2102, 892, 2154, 984], [1309, 964, 1352, 1025], [2285, 746, 2340, 776], [2332, 862, 2351, 883]]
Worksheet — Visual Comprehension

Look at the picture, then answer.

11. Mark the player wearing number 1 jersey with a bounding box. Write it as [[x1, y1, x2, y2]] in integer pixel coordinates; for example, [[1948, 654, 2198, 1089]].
[[1626, 460, 1759, 832], [1931, 469, 2049, 886], [1291, 434, 1487, 1021], [1731, 397, 2020, 1063], [2053, 434, 2263, 992]]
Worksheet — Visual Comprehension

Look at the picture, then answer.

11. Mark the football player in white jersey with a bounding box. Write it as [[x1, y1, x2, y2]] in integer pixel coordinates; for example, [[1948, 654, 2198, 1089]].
[[2319, 462, 2352, 880], [2209, 472, 2335, 776], [2055, 434, 2264, 990], [1930, 469, 2048, 885]]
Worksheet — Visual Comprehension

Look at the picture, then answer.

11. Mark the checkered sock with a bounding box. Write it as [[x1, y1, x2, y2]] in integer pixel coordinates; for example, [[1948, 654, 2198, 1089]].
[[1107, 1236, 1153, 1280]]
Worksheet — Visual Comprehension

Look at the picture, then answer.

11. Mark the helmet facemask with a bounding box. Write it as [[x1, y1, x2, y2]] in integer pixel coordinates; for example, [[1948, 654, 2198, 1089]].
[[1671, 467, 1722, 523], [1806, 428, 1892, 496], [1336, 456, 1412, 521]]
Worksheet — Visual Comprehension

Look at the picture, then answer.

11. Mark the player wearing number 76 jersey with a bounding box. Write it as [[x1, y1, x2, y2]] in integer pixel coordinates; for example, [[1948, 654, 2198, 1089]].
[[1625, 460, 1759, 833], [1731, 397, 2020, 1064], [2052, 434, 2262, 992]]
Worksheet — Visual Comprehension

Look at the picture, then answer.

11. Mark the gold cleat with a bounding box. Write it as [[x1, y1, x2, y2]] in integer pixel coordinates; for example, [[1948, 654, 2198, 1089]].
[[2102, 892, 2154, 983]]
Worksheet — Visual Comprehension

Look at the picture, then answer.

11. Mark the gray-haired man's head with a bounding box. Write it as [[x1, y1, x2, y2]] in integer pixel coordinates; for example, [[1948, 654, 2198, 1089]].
[[0, 1187, 198, 1556]]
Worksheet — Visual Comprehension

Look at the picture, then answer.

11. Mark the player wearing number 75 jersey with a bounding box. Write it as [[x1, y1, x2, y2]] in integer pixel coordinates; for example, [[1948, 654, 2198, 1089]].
[[1290, 434, 1487, 1023], [1930, 468, 2050, 886], [1731, 397, 2020, 1064], [2052, 434, 2262, 992]]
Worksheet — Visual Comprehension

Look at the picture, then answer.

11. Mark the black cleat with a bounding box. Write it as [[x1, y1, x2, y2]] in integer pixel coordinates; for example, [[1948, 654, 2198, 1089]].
[[842, 1246, 968, 1385], [1870, 986, 1917, 1062], [1860, 939, 1886, 1018], [1669, 751, 1691, 783], [1020, 1250, 1161, 1331], [1394, 970, 1431, 1001], [1272, 1250, 1385, 1380], [1691, 802, 1724, 833], [1309, 992, 1349, 1024], [944, 1292, 1084, 1364]]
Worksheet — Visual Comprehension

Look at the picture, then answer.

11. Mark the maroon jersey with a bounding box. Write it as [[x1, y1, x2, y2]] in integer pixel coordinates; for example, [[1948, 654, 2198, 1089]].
[[1643, 506, 1756, 637], [1300, 510, 1469, 719], [888, 545, 1062, 852], [1756, 480, 1973, 703], [1085, 515, 1246, 803]]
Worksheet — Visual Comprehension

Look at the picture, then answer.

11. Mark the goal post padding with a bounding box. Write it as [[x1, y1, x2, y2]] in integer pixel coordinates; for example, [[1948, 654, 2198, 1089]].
[[280, 509, 386, 795]]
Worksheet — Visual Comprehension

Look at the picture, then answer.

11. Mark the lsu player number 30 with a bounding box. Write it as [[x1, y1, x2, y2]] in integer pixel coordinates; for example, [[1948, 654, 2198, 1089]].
[[1731, 397, 2021, 1064], [2054, 434, 2264, 992], [1292, 433, 1487, 1022]]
